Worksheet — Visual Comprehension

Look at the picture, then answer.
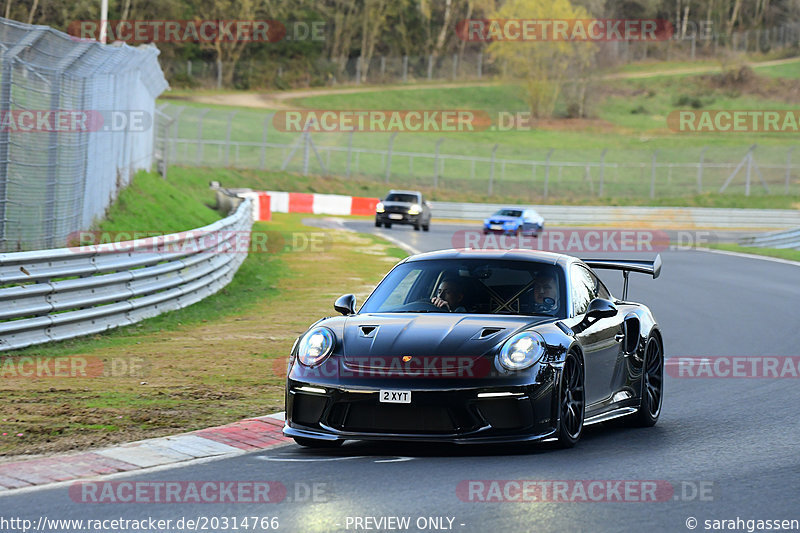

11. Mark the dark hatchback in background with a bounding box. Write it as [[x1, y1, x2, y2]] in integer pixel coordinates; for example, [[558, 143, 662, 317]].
[[375, 190, 432, 231]]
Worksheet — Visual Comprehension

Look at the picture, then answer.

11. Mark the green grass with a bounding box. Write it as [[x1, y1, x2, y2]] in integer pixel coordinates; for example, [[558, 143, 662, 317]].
[[98, 171, 222, 233], [157, 65, 800, 202], [709, 243, 800, 261], [8, 169, 287, 359], [752, 61, 800, 79]]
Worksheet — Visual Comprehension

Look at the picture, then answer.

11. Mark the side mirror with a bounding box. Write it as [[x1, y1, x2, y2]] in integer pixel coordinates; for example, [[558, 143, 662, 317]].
[[586, 298, 617, 320], [334, 294, 356, 315]]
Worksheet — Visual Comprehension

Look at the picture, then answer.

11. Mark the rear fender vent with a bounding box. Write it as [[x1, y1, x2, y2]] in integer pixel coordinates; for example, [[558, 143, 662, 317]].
[[359, 325, 378, 338], [472, 327, 504, 340]]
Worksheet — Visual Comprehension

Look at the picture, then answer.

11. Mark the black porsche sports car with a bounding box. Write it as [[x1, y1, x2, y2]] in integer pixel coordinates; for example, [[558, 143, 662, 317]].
[[284, 249, 663, 448]]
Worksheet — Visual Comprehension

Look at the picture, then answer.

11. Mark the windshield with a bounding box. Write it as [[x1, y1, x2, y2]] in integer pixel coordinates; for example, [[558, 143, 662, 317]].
[[385, 193, 419, 203], [360, 259, 566, 318], [493, 209, 522, 217]]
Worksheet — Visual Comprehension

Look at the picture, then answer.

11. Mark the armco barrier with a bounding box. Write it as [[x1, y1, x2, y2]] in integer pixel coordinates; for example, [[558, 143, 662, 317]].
[[0, 199, 253, 352], [245, 191, 800, 229], [739, 227, 800, 249]]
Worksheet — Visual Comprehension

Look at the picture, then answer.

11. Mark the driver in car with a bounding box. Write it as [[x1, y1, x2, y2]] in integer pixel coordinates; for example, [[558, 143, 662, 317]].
[[532, 273, 559, 312], [431, 277, 467, 312]]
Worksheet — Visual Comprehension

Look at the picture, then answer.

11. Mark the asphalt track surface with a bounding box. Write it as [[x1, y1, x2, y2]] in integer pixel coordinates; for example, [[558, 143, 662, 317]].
[[3, 221, 799, 533]]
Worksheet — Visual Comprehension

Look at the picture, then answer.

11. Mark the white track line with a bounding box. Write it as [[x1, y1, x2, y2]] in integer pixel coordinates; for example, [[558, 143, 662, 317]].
[[696, 247, 800, 268]]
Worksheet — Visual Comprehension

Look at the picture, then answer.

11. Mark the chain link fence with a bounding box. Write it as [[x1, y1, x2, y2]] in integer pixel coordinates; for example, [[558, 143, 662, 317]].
[[156, 104, 800, 201], [0, 17, 168, 252]]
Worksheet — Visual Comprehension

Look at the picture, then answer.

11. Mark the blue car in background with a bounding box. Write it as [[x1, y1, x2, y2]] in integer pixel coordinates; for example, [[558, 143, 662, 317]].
[[483, 208, 544, 237]]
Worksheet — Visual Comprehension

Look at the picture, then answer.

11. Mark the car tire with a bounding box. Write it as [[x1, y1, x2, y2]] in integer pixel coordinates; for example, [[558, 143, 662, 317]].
[[375, 220, 381, 227], [414, 223, 421, 231], [556, 350, 585, 448], [630, 335, 664, 427], [293, 437, 344, 448], [422, 224, 430, 232], [384, 222, 392, 229]]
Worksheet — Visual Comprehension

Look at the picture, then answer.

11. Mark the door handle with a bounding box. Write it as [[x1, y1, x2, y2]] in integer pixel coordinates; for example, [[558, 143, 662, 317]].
[[614, 333, 625, 342]]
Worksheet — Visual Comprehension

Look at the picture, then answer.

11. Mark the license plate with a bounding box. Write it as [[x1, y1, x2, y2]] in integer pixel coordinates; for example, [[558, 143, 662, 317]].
[[389, 214, 403, 220], [490, 224, 503, 230], [380, 390, 411, 403]]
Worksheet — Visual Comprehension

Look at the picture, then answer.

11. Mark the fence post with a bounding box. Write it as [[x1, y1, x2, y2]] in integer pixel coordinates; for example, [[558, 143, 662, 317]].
[[434, 138, 444, 188], [786, 147, 795, 195], [402, 55, 408, 83], [544, 149, 553, 198], [187, 59, 192, 76], [598, 148, 608, 197], [346, 130, 354, 178], [477, 52, 483, 79], [427, 55, 433, 80], [169, 106, 185, 165], [691, 34, 696, 59], [745, 147, 753, 196], [650, 150, 658, 199], [385, 132, 397, 183], [161, 119, 171, 180], [697, 147, 707, 193], [260, 114, 273, 170], [488, 144, 499, 196], [380, 56, 386, 78], [224, 111, 237, 167], [302, 131, 310, 175], [452, 53, 458, 79], [197, 108, 210, 162], [355, 55, 362, 84]]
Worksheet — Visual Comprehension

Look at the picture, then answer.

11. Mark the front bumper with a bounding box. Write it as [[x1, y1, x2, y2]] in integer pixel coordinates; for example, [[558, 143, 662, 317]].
[[284, 378, 557, 444], [482, 224, 543, 236], [376, 212, 421, 225]]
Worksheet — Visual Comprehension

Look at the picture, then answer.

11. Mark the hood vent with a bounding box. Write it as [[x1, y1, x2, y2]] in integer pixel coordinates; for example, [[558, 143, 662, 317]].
[[359, 325, 378, 337], [475, 327, 504, 340]]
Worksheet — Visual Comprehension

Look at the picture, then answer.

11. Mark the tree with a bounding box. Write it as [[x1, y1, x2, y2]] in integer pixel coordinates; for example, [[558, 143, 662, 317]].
[[487, 0, 596, 118]]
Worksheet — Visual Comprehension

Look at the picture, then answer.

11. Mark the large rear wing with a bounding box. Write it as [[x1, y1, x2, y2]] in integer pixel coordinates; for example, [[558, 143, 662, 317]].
[[582, 254, 661, 300]]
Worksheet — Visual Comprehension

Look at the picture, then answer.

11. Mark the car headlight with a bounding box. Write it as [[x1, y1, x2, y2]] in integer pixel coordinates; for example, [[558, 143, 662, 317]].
[[498, 332, 546, 371], [297, 327, 335, 367], [376, 202, 385, 213], [408, 204, 421, 215]]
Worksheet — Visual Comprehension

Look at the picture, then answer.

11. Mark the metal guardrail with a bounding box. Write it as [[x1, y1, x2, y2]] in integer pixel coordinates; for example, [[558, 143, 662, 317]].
[[430, 202, 800, 229], [739, 227, 800, 249], [0, 199, 253, 352]]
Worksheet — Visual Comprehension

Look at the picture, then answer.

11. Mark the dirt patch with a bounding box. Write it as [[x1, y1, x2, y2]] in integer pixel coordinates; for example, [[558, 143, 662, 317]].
[[699, 66, 800, 102], [531, 117, 619, 133]]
